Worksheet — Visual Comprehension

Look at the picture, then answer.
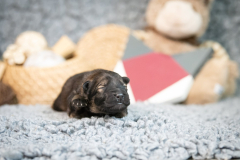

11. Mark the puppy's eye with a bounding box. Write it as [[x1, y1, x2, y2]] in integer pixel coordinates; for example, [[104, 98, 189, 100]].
[[97, 85, 105, 89], [97, 85, 105, 92]]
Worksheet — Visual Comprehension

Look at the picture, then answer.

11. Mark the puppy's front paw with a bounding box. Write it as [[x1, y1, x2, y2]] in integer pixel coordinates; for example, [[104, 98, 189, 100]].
[[71, 99, 88, 108]]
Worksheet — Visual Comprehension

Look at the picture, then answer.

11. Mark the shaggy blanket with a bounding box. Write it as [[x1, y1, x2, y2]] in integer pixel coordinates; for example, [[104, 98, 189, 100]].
[[0, 98, 240, 160]]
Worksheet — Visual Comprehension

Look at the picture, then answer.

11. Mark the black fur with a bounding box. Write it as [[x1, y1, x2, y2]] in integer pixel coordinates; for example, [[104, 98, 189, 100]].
[[52, 69, 130, 118]]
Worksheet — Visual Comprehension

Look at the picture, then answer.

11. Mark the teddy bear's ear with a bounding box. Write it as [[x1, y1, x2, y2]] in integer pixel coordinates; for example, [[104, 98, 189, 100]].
[[83, 81, 91, 94]]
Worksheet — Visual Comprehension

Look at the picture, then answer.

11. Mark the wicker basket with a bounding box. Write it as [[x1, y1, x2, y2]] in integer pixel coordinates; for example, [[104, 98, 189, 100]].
[[2, 57, 91, 104], [2, 24, 130, 105]]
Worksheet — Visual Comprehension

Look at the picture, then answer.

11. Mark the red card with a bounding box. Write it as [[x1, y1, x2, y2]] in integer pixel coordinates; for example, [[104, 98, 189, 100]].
[[123, 53, 189, 101]]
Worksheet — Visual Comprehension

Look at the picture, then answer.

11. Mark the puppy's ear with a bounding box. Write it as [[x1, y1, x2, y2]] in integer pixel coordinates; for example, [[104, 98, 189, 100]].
[[83, 81, 90, 94], [122, 77, 130, 85]]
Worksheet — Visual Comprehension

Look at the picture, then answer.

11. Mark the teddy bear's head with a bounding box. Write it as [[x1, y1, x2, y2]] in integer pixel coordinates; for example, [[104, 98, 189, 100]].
[[146, 0, 214, 39]]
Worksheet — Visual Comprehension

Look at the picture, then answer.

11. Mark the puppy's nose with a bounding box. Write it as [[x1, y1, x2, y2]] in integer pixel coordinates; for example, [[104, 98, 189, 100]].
[[113, 93, 124, 102]]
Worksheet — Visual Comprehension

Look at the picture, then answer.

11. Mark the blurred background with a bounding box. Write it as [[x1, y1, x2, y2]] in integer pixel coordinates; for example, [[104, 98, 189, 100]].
[[0, 0, 240, 95]]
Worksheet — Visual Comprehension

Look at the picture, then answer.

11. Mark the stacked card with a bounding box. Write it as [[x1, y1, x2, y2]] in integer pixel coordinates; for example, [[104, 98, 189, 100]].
[[114, 34, 213, 104]]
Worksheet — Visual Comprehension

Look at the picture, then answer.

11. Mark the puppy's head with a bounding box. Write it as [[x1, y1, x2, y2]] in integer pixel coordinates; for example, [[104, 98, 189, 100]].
[[78, 70, 130, 115]]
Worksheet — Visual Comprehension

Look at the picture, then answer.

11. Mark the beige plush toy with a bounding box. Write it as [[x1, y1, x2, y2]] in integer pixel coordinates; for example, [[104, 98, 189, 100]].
[[3, 31, 48, 65], [3, 44, 27, 65], [15, 31, 48, 56], [133, 0, 239, 104]]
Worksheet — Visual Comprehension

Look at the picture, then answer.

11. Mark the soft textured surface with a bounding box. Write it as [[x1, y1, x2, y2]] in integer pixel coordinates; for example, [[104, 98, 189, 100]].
[[0, 98, 240, 160]]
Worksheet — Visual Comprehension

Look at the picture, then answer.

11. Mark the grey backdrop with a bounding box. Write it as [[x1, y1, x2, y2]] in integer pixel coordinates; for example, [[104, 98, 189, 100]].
[[0, 0, 240, 95]]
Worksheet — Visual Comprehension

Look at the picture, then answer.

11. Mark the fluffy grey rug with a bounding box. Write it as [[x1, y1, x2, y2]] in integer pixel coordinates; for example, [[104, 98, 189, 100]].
[[0, 98, 240, 160]]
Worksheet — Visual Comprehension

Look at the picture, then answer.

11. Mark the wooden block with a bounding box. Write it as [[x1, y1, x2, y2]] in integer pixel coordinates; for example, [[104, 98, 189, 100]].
[[52, 35, 76, 59], [0, 62, 6, 80]]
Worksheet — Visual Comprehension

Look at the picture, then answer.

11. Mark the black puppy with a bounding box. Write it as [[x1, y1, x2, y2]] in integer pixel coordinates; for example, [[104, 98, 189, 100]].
[[52, 69, 130, 118]]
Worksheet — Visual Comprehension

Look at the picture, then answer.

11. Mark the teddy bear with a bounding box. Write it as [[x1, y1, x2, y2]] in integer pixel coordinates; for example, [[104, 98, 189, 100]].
[[75, 0, 238, 105], [133, 0, 239, 104], [134, 0, 213, 55]]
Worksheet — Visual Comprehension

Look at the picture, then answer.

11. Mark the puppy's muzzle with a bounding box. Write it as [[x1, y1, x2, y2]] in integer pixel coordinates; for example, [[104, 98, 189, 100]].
[[113, 93, 124, 103]]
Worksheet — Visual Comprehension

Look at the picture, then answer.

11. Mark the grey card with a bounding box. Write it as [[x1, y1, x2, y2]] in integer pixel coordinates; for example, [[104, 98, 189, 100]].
[[173, 47, 213, 77], [122, 34, 152, 60]]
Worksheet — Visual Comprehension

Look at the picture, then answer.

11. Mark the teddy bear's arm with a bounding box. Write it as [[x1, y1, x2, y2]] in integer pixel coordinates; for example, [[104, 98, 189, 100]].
[[223, 61, 239, 97]]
